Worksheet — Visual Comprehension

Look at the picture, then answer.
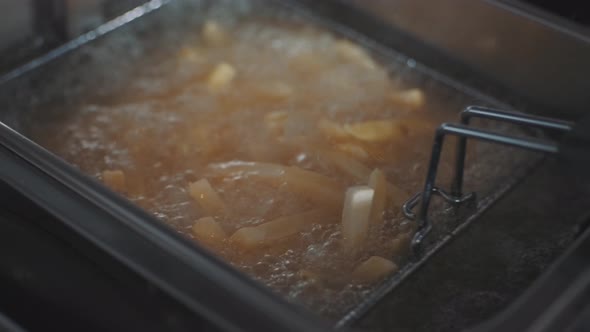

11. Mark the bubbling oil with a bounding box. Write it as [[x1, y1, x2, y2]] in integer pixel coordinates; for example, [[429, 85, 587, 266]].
[[30, 16, 503, 318]]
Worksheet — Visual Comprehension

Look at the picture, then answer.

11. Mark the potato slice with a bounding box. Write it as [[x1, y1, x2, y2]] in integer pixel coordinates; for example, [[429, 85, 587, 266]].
[[334, 39, 377, 70], [389, 88, 425, 110], [344, 120, 407, 142], [207, 63, 236, 92], [352, 256, 398, 283], [102, 170, 126, 192], [192, 216, 227, 242], [188, 179, 227, 216], [341, 186, 375, 251], [230, 210, 329, 249], [368, 169, 387, 225], [202, 20, 227, 46]]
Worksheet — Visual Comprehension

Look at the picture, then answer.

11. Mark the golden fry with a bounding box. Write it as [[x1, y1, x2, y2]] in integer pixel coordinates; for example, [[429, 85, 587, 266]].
[[192, 216, 227, 242], [202, 20, 228, 46], [352, 256, 398, 283], [335, 143, 369, 161], [389, 88, 425, 110], [230, 210, 330, 249], [334, 39, 377, 70], [209, 162, 343, 210], [344, 120, 407, 142], [207, 63, 236, 92], [188, 179, 227, 216]]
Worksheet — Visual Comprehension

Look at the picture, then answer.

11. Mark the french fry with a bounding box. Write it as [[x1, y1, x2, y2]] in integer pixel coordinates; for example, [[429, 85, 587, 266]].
[[289, 53, 324, 74], [352, 256, 398, 283], [102, 170, 126, 193], [320, 117, 432, 144], [178, 46, 205, 63], [320, 149, 372, 182], [341, 185, 375, 251], [230, 210, 330, 249], [335, 143, 369, 161], [368, 169, 387, 225], [317, 119, 350, 140], [207, 62, 236, 92], [209, 161, 286, 178], [334, 39, 377, 70], [389, 88, 425, 110], [264, 111, 288, 135], [284, 167, 345, 210], [344, 120, 407, 142], [188, 179, 227, 216], [202, 20, 227, 46], [257, 82, 293, 100], [192, 216, 227, 242], [390, 232, 411, 257], [209, 162, 344, 210]]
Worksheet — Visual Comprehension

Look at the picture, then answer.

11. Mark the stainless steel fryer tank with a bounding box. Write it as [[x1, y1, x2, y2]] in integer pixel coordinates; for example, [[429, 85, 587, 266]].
[[0, 0, 589, 331]]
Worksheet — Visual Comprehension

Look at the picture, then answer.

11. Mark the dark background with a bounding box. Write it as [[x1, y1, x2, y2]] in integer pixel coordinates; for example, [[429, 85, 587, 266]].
[[525, 0, 590, 25]]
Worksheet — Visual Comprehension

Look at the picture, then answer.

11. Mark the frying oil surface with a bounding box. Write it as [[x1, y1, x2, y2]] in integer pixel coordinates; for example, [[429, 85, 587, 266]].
[[31, 16, 496, 318]]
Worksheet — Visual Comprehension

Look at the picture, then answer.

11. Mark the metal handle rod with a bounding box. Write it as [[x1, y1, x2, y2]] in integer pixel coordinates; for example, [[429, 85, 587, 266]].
[[412, 123, 559, 250], [451, 106, 573, 197], [460, 106, 574, 131]]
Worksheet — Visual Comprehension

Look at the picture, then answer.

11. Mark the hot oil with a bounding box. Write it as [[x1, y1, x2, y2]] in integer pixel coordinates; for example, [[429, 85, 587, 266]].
[[28, 12, 525, 319]]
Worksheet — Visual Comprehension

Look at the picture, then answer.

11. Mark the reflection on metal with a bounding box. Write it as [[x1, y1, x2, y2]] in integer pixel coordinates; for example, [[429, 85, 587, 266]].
[[0, 0, 166, 84], [348, 0, 590, 117]]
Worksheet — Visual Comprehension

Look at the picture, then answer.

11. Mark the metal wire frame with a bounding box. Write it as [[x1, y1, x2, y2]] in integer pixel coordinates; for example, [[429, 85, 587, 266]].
[[404, 106, 575, 255]]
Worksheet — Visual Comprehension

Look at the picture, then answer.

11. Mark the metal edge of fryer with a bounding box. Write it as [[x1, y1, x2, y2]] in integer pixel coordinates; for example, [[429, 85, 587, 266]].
[[0, 0, 170, 85]]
